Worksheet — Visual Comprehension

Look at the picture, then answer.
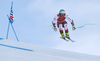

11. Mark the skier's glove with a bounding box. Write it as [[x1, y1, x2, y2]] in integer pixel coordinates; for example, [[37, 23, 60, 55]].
[[54, 27, 57, 31], [72, 26, 76, 30]]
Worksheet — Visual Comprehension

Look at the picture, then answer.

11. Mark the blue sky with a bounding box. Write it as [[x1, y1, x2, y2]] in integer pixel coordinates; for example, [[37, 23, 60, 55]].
[[0, 0, 100, 56]]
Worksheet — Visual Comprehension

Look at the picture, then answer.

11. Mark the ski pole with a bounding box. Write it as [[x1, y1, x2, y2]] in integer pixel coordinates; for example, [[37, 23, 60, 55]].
[[76, 23, 97, 29]]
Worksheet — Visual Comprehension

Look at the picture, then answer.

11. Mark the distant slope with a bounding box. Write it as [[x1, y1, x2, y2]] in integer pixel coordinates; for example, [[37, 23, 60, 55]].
[[0, 40, 100, 61]]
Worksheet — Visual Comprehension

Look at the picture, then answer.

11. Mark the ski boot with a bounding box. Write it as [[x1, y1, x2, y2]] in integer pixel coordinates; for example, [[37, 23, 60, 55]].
[[61, 33, 66, 40], [65, 33, 70, 39]]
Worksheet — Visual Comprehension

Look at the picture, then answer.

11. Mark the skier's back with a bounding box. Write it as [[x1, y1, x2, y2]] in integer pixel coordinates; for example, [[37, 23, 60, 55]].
[[52, 9, 76, 39]]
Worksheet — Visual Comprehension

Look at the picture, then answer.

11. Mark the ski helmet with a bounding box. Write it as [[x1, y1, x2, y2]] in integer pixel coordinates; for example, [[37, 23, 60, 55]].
[[59, 9, 65, 13], [59, 9, 65, 17]]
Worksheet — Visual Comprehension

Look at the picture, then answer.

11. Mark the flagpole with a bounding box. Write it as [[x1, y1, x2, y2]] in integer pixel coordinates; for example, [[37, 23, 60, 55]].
[[11, 23, 19, 42], [6, 2, 19, 42], [6, 22, 10, 39]]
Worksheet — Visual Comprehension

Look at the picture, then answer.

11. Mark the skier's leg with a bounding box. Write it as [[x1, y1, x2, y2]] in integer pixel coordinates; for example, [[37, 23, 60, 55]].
[[59, 24, 65, 39], [64, 24, 70, 39]]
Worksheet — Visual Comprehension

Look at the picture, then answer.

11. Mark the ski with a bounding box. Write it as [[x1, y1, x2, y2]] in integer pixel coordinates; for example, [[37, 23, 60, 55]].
[[66, 38, 75, 42], [60, 37, 69, 41], [60, 37, 75, 42]]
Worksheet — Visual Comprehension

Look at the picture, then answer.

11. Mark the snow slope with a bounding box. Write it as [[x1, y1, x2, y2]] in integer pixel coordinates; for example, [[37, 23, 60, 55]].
[[0, 39, 100, 61]]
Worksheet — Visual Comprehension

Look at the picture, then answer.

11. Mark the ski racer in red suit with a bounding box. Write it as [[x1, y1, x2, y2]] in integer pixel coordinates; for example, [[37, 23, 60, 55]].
[[52, 9, 76, 39]]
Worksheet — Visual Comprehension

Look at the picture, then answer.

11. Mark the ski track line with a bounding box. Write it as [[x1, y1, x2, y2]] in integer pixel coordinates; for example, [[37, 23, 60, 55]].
[[0, 43, 34, 52]]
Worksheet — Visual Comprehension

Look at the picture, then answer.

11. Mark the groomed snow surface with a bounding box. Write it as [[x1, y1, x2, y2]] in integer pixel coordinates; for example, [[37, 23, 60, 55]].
[[0, 39, 100, 61]]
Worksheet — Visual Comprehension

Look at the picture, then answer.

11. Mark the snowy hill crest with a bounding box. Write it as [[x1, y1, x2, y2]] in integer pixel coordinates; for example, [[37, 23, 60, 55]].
[[0, 40, 100, 61]]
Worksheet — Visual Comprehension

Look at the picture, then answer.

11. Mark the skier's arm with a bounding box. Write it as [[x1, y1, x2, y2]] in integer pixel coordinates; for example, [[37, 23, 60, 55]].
[[71, 20, 76, 30], [66, 15, 76, 30], [52, 15, 57, 31]]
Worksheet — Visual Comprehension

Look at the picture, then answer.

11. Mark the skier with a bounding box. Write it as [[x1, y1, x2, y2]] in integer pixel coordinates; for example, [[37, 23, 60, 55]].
[[52, 9, 76, 40]]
